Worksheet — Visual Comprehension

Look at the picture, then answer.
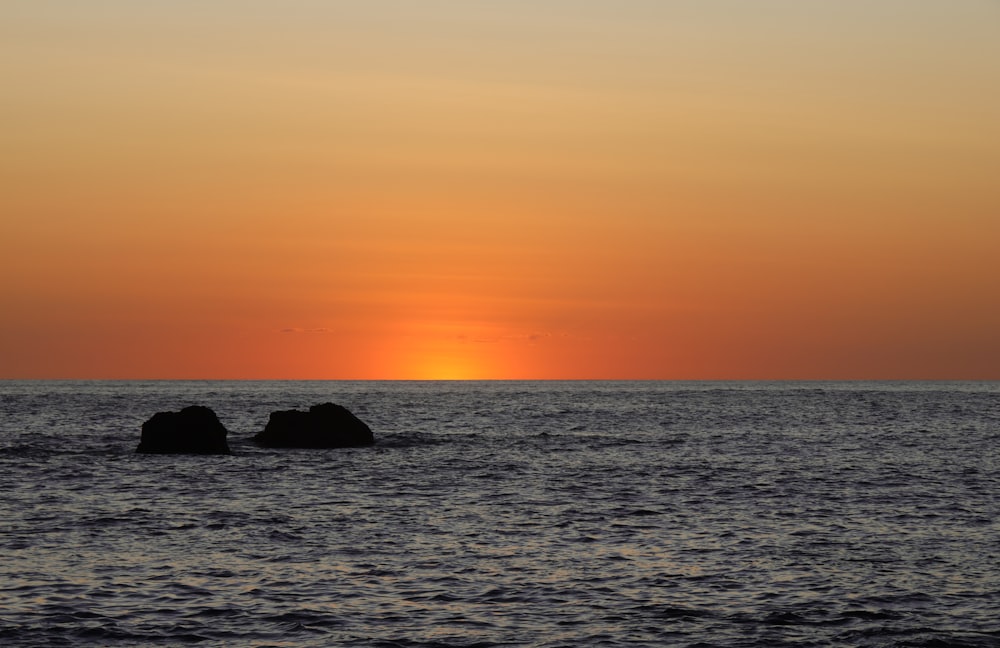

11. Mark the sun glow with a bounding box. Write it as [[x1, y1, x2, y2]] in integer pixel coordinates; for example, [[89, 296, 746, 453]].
[[389, 321, 506, 380], [410, 358, 481, 381]]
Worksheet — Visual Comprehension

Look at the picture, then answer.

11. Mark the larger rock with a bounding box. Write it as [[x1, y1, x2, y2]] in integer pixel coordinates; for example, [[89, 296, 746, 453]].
[[136, 405, 232, 454], [254, 402, 374, 448]]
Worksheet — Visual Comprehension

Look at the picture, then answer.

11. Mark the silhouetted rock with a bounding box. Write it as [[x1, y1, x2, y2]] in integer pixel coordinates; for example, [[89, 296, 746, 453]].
[[254, 403, 374, 448], [136, 405, 232, 454]]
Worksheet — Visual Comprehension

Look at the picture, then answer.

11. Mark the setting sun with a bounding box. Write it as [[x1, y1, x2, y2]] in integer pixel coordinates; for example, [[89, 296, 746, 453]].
[[407, 357, 485, 382], [382, 320, 506, 381]]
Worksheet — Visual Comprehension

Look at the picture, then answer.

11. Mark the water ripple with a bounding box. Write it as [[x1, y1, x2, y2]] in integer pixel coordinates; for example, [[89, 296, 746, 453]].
[[1, 381, 998, 646]]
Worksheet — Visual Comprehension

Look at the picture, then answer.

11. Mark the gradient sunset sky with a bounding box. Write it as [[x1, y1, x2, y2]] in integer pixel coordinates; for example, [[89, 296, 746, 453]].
[[3, 1, 998, 379]]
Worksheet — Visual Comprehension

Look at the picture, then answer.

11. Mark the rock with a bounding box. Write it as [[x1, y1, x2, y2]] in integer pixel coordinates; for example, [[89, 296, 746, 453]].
[[254, 402, 374, 448], [136, 405, 232, 455]]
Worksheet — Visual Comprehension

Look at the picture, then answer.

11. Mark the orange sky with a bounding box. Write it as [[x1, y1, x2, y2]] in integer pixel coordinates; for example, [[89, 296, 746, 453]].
[[2, 1, 999, 379]]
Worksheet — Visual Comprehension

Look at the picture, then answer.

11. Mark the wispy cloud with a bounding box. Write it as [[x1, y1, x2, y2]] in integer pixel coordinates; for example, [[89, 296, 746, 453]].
[[455, 331, 555, 344], [279, 327, 333, 334]]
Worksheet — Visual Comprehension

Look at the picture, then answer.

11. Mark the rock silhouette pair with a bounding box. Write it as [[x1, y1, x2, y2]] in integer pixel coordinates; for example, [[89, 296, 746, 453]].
[[136, 403, 374, 455]]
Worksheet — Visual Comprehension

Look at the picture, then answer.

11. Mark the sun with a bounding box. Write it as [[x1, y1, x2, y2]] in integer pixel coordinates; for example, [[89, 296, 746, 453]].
[[387, 324, 502, 380], [405, 350, 494, 380], [415, 361, 477, 381]]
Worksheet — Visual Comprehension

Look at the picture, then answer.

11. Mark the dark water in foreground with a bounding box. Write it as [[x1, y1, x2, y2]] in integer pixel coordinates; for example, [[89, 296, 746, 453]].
[[1, 380, 998, 647]]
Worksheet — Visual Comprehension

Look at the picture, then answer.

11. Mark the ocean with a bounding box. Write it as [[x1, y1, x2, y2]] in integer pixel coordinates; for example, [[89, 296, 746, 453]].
[[1, 380, 997, 647]]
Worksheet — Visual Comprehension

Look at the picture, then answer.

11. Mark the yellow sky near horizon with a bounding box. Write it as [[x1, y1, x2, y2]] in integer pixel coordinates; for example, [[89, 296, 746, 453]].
[[2, 1, 999, 379]]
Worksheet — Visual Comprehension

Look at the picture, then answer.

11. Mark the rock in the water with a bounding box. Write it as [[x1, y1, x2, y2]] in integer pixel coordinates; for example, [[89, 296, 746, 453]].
[[254, 402, 374, 448], [136, 405, 232, 455]]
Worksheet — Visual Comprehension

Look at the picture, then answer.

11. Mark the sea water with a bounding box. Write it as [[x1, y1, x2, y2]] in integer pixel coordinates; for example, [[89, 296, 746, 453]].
[[1, 380, 997, 647]]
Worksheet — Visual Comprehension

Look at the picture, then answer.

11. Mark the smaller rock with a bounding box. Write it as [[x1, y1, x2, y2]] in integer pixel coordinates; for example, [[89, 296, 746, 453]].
[[136, 405, 232, 455], [254, 402, 374, 448]]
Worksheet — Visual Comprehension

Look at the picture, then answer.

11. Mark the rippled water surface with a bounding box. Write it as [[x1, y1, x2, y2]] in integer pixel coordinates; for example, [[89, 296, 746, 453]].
[[1, 381, 998, 647]]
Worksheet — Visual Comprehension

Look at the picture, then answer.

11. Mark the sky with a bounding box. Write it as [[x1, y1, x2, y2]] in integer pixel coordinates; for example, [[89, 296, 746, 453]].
[[2, 1, 999, 380]]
